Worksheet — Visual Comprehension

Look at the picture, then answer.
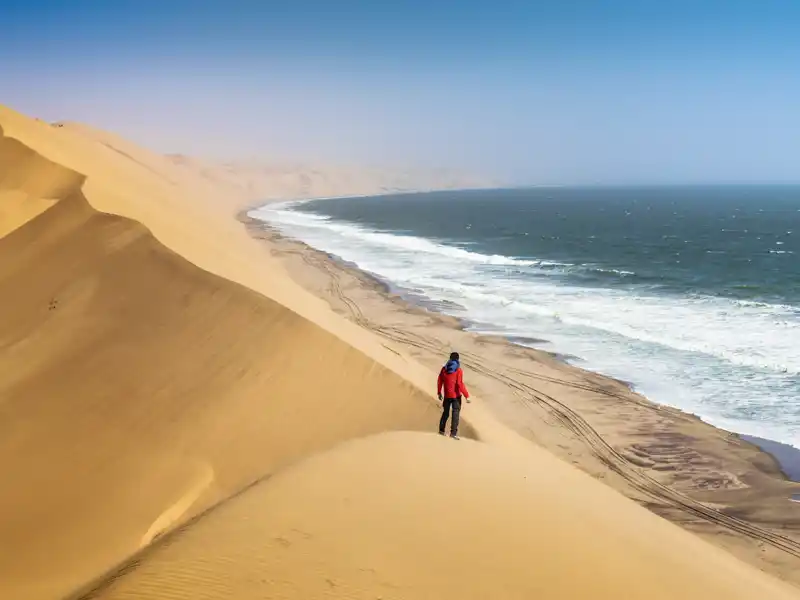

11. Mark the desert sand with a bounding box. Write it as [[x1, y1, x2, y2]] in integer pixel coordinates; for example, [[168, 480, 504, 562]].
[[1, 102, 799, 600]]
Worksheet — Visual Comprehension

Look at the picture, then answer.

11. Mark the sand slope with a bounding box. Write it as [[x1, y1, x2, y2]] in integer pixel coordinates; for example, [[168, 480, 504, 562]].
[[0, 114, 449, 599], [77, 432, 799, 600], [1, 103, 799, 600]]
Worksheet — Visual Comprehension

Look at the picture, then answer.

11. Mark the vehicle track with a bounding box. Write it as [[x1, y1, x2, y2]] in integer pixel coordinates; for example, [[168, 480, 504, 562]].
[[311, 252, 800, 560]]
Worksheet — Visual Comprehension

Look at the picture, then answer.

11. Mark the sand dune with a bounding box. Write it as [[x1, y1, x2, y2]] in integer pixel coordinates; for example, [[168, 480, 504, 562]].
[[163, 155, 499, 204], [75, 433, 798, 600], [2, 102, 799, 600], [0, 115, 451, 599]]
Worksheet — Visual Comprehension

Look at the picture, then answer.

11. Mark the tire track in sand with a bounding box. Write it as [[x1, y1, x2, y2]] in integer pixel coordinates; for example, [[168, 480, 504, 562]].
[[308, 251, 800, 561]]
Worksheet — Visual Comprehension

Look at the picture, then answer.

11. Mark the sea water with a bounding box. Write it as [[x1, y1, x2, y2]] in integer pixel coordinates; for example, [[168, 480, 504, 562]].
[[250, 186, 800, 449]]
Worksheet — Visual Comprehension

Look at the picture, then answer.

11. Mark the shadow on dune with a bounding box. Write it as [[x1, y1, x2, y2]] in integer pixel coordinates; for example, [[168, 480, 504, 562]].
[[0, 123, 476, 600], [0, 122, 86, 236]]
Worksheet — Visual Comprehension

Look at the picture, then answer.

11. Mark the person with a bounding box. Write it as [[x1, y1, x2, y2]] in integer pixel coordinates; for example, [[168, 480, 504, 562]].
[[437, 351, 470, 439]]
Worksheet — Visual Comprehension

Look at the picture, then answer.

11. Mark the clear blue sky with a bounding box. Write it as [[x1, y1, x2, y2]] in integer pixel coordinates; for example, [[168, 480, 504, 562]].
[[2, 0, 800, 184]]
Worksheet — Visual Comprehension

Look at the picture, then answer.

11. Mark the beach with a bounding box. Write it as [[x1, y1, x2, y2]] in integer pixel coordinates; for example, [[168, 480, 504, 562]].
[[240, 204, 800, 583], [3, 103, 800, 600], [256, 187, 800, 448]]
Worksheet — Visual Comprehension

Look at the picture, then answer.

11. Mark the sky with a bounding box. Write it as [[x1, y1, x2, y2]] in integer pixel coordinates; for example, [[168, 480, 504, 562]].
[[2, 0, 800, 184]]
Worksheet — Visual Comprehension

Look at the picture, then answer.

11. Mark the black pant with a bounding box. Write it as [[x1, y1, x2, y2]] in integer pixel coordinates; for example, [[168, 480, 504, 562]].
[[439, 397, 462, 436]]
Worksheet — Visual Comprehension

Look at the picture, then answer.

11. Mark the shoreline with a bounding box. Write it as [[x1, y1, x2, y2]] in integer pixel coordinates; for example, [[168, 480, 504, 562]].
[[243, 199, 800, 478], [324, 238, 800, 483], [241, 185, 503, 213], [252, 190, 800, 458], [316, 238, 800, 483], [237, 203, 800, 585], [329, 247, 632, 386]]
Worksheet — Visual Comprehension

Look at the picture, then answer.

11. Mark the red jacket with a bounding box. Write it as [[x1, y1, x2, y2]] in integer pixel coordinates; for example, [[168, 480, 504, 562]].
[[437, 366, 469, 400]]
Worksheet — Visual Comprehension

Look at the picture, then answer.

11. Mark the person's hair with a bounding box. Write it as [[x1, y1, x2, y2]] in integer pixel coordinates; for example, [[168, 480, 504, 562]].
[[449, 352, 460, 361]]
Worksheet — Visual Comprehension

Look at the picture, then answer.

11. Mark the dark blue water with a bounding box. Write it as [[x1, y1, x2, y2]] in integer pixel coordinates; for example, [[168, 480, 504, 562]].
[[252, 186, 800, 448]]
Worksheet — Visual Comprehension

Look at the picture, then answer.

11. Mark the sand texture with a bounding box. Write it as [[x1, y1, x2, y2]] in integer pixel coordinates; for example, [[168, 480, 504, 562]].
[[1, 103, 799, 599], [74, 433, 798, 600]]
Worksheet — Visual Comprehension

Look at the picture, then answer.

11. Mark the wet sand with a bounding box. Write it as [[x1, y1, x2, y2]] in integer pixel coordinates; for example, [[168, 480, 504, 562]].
[[742, 436, 800, 483]]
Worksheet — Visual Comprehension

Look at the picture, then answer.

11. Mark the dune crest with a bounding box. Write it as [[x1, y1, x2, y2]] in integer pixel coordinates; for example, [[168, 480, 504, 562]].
[[76, 432, 799, 600], [138, 462, 215, 548], [0, 107, 453, 600]]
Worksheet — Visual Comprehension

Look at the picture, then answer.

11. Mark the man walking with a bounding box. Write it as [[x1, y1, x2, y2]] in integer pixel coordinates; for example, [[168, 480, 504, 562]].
[[437, 351, 470, 439]]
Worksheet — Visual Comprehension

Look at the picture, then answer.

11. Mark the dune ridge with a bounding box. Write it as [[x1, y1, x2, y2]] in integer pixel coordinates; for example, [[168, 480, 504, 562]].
[[0, 111, 457, 599], [72, 432, 800, 600], [1, 103, 799, 600]]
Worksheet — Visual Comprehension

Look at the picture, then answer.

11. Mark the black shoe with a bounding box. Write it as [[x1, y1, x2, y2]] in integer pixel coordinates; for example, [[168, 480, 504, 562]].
[[438, 430, 446, 436], [450, 433, 460, 440]]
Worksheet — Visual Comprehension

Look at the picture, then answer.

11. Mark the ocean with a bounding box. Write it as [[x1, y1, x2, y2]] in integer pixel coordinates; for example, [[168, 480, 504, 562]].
[[250, 186, 800, 449]]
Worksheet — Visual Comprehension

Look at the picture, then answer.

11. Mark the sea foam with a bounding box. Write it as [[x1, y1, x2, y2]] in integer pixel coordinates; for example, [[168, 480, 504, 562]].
[[250, 201, 800, 449]]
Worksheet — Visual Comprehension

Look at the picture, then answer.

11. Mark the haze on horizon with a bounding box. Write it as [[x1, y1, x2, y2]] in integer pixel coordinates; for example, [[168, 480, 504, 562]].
[[2, 0, 799, 185]]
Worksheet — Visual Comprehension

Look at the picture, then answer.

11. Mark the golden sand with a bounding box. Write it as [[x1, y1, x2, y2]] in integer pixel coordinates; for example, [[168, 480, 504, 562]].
[[77, 433, 798, 600], [1, 104, 799, 599]]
